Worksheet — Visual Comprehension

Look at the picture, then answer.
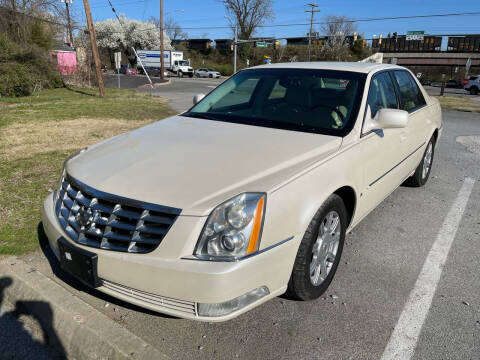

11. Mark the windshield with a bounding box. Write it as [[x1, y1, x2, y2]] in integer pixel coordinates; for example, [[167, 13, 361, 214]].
[[184, 68, 366, 136], [178, 60, 189, 66]]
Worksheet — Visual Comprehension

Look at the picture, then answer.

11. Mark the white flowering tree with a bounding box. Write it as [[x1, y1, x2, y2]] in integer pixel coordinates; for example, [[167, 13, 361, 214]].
[[78, 15, 172, 67]]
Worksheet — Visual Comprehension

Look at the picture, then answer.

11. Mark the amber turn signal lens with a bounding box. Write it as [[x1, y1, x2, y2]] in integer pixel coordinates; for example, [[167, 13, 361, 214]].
[[247, 196, 265, 254]]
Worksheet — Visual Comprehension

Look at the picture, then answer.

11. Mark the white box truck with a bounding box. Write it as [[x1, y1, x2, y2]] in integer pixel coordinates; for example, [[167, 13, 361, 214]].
[[136, 50, 194, 77]]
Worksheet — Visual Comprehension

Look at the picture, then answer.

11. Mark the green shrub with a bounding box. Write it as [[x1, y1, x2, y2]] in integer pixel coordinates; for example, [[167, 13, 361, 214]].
[[0, 33, 62, 97], [29, 22, 53, 51], [0, 62, 31, 97]]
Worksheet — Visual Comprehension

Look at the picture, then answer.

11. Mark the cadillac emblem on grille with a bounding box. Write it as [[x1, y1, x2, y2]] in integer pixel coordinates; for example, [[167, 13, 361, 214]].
[[75, 206, 94, 230]]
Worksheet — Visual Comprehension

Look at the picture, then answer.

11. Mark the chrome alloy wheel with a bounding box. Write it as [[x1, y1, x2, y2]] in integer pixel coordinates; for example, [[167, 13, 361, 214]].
[[422, 141, 433, 179], [310, 211, 341, 286]]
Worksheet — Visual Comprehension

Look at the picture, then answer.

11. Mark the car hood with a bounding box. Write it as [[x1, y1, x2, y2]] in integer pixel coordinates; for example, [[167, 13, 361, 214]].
[[67, 116, 341, 216]]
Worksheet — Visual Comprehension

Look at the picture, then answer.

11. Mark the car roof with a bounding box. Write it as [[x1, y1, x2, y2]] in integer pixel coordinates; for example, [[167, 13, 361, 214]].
[[248, 62, 403, 74]]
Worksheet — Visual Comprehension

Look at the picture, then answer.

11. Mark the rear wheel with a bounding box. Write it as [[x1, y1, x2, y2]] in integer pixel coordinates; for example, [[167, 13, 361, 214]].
[[405, 136, 435, 187], [287, 194, 347, 301], [470, 86, 479, 95]]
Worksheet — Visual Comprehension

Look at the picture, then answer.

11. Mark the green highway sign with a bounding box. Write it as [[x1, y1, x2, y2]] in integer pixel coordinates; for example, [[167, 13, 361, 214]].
[[407, 31, 425, 35], [256, 42, 267, 48]]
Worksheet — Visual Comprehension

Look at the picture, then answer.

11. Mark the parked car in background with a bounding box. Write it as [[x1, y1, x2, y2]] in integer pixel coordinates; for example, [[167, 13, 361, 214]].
[[119, 64, 138, 76], [464, 75, 479, 95], [461, 78, 469, 87], [446, 79, 462, 88], [42, 62, 441, 322], [420, 79, 432, 86], [195, 68, 221, 78]]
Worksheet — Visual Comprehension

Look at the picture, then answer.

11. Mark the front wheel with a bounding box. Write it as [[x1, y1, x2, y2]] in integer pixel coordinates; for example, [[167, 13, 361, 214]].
[[287, 194, 347, 301], [405, 136, 435, 187], [178, 71, 183, 78]]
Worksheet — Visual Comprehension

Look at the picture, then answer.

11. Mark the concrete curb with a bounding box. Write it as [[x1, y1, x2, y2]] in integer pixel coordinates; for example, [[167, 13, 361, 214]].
[[152, 79, 171, 87], [0, 257, 169, 360]]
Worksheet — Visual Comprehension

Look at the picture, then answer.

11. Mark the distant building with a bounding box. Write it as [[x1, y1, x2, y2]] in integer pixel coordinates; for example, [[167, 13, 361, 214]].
[[172, 38, 212, 52], [286, 36, 326, 47], [214, 39, 233, 54]]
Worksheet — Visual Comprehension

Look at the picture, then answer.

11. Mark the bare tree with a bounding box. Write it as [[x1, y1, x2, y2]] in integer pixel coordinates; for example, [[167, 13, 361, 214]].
[[149, 16, 187, 40], [218, 0, 274, 40], [166, 17, 187, 40], [319, 15, 357, 61], [0, 0, 73, 43], [321, 15, 356, 39]]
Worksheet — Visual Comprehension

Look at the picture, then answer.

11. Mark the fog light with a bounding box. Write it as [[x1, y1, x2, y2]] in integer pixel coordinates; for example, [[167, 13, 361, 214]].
[[197, 286, 269, 317]]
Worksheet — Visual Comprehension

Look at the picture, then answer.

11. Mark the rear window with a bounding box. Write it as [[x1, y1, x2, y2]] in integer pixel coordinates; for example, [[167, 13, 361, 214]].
[[470, 76, 478, 80]]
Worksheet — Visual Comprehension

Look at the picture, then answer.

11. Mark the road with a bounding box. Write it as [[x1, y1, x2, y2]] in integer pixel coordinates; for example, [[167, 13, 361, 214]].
[[424, 85, 479, 99], [104, 73, 224, 112], [27, 100, 480, 360]]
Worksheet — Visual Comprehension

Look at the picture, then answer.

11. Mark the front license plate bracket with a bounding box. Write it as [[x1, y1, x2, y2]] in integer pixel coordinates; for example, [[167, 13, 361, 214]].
[[58, 237, 101, 288]]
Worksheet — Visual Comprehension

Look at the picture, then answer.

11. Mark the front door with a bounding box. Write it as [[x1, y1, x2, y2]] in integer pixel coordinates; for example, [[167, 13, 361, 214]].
[[358, 71, 410, 217]]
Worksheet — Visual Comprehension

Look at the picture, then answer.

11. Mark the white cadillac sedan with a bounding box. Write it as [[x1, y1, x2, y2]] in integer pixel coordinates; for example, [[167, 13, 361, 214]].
[[41, 62, 442, 321]]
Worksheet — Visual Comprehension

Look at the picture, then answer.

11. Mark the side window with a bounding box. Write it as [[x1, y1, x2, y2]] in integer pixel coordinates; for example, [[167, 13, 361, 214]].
[[367, 72, 398, 118], [268, 80, 287, 100], [392, 71, 426, 112]]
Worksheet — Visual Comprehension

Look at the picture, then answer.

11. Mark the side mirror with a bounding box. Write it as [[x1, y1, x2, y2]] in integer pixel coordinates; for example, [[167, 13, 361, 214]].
[[363, 107, 408, 133], [193, 93, 205, 105]]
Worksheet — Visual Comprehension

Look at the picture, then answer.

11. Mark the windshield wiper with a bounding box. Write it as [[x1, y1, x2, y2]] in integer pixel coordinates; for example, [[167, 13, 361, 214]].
[[182, 112, 218, 120]]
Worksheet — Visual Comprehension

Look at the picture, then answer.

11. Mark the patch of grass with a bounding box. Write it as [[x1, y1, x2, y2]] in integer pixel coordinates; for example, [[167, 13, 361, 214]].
[[435, 96, 480, 113], [0, 87, 175, 255], [0, 87, 174, 128]]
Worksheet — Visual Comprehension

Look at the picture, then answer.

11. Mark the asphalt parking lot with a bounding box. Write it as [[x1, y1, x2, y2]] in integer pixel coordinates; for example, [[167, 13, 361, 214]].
[[20, 95, 479, 360], [103, 73, 224, 112]]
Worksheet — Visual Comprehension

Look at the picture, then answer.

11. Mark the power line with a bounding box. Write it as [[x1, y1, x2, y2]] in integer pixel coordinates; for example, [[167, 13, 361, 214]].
[[105, 11, 480, 34]]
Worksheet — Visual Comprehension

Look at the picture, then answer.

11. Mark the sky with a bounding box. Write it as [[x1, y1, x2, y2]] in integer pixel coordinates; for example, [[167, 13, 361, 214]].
[[69, 0, 480, 40]]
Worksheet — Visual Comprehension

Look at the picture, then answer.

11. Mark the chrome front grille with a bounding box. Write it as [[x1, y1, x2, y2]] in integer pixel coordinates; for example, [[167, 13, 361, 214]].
[[55, 175, 181, 253]]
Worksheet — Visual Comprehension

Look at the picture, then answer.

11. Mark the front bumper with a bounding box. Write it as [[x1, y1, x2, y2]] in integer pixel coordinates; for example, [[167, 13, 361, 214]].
[[42, 192, 298, 321]]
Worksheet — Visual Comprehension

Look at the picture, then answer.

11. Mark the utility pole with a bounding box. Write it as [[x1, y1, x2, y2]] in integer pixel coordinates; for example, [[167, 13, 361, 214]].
[[160, 0, 165, 80], [62, 0, 74, 46], [83, 0, 105, 96], [305, 3, 320, 62], [233, 25, 237, 74]]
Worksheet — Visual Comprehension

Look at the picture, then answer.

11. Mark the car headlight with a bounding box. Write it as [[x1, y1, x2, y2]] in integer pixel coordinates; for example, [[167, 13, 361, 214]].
[[194, 193, 266, 260]]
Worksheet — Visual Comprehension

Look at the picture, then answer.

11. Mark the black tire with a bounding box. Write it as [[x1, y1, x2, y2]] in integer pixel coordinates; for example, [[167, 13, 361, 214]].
[[178, 71, 183, 78], [209, 74, 213, 78], [195, 73, 200, 78], [404, 136, 435, 187], [287, 194, 347, 301], [470, 87, 478, 95], [189, 74, 193, 78]]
